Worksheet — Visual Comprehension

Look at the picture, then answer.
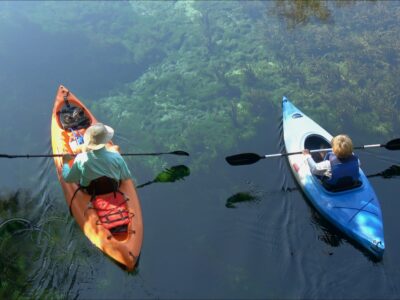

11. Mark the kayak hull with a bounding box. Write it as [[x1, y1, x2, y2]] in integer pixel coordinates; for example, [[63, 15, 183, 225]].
[[282, 96, 384, 258], [51, 85, 143, 271]]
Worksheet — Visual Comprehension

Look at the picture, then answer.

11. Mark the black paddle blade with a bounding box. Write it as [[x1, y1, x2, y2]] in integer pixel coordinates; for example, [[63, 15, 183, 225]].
[[225, 153, 264, 166], [385, 138, 400, 150], [170, 150, 190, 156]]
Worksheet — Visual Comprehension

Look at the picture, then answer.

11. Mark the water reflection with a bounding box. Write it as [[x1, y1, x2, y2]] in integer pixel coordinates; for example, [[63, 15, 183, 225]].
[[225, 191, 260, 209], [310, 208, 343, 248], [309, 201, 382, 262], [225, 182, 300, 209], [136, 165, 190, 189], [367, 165, 400, 179]]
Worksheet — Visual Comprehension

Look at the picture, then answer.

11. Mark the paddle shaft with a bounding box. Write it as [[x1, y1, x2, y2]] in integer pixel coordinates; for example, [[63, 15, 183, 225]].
[[265, 148, 330, 158], [264, 144, 385, 158], [226, 139, 400, 166]]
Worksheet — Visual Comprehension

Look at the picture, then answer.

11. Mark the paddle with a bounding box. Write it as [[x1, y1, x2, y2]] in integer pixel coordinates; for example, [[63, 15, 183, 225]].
[[225, 138, 400, 166], [0, 150, 189, 159]]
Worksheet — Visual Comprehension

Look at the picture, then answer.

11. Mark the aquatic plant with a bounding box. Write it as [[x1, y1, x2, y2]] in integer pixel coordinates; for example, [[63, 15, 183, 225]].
[[0, 191, 38, 298], [0, 188, 96, 299]]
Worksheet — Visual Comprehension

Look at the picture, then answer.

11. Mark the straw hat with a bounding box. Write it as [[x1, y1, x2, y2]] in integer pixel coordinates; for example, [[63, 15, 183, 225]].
[[84, 123, 114, 150]]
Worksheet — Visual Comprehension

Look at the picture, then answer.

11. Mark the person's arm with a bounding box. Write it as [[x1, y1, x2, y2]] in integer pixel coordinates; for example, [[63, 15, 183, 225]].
[[62, 154, 82, 183], [305, 156, 331, 176], [302, 149, 331, 177]]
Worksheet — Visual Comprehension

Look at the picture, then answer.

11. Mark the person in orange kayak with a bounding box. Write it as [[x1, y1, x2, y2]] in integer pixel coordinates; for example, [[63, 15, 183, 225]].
[[62, 123, 132, 193], [302, 134, 360, 188]]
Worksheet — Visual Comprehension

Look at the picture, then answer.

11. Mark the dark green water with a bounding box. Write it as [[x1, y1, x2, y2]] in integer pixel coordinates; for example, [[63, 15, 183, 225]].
[[1, 1, 400, 299]]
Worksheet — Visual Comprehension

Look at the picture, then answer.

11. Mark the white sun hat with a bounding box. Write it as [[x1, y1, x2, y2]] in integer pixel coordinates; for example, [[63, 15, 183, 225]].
[[83, 123, 114, 150]]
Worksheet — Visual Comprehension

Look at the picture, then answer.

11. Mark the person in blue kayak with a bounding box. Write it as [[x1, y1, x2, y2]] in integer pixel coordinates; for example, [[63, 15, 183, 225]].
[[62, 123, 132, 194], [302, 134, 360, 189]]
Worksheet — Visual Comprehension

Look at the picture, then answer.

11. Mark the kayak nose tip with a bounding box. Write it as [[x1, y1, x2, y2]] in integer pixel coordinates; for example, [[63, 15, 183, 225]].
[[282, 96, 288, 103], [370, 239, 385, 258]]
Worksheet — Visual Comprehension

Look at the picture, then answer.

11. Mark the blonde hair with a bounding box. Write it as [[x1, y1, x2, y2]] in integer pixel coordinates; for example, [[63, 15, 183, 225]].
[[331, 134, 353, 159]]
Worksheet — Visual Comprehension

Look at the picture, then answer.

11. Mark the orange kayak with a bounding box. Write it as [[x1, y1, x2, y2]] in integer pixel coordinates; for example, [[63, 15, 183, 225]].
[[51, 85, 143, 271]]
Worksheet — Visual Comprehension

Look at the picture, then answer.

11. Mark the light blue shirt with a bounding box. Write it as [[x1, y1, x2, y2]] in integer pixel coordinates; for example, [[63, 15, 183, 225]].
[[62, 148, 132, 187]]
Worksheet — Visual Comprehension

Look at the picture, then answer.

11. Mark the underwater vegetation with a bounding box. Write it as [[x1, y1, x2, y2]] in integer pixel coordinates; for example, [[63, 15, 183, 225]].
[[0, 1, 399, 172], [0, 190, 42, 299], [0, 193, 29, 299], [0, 190, 94, 299], [93, 1, 400, 171]]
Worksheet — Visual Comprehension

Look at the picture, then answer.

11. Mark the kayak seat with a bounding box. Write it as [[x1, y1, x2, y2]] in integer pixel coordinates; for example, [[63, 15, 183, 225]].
[[109, 225, 128, 234], [322, 176, 363, 192], [84, 176, 120, 196], [82, 177, 131, 234]]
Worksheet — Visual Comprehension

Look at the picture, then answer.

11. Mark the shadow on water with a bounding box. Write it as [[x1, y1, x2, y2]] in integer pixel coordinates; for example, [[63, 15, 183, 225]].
[[225, 191, 260, 209], [224, 185, 299, 209], [367, 165, 400, 179], [309, 208, 344, 249], [310, 207, 381, 263], [136, 165, 190, 189]]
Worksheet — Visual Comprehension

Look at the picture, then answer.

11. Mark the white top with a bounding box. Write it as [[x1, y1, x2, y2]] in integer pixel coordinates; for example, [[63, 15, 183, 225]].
[[304, 154, 332, 178], [304, 154, 361, 179]]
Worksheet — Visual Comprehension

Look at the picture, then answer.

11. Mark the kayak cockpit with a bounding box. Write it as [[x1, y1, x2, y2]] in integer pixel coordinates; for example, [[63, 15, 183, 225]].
[[58, 103, 91, 131], [304, 134, 331, 162]]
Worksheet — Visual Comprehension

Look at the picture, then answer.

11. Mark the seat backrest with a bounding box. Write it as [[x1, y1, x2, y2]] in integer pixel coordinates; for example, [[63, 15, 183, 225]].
[[322, 177, 362, 192], [85, 176, 120, 196]]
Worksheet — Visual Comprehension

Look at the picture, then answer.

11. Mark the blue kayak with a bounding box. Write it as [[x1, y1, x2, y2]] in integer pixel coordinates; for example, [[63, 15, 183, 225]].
[[282, 96, 385, 258]]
